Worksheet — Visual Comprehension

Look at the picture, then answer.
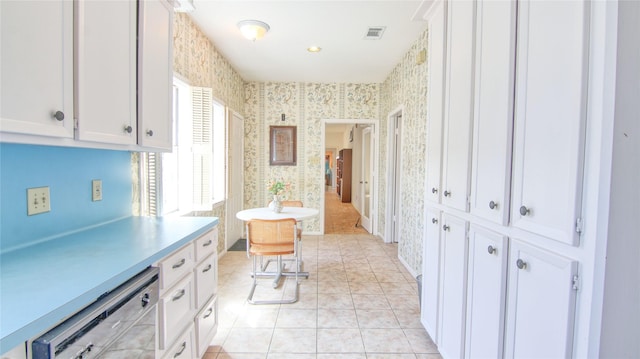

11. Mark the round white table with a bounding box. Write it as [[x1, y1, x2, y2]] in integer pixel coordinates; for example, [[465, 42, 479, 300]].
[[236, 207, 319, 221], [236, 206, 318, 288]]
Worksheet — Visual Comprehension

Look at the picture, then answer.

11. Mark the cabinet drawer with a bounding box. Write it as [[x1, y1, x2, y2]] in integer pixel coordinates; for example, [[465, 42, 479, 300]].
[[159, 244, 194, 290], [195, 228, 217, 262], [159, 274, 195, 349], [195, 253, 217, 309], [195, 296, 218, 358], [162, 324, 195, 359]]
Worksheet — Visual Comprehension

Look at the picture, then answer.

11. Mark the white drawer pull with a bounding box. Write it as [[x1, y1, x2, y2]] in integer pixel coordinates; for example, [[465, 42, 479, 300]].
[[172, 289, 186, 301], [172, 258, 186, 269]]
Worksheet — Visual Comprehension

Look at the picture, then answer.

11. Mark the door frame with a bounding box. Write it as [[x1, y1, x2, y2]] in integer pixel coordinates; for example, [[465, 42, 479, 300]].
[[321, 118, 378, 235], [225, 109, 244, 250], [360, 126, 374, 232], [385, 105, 404, 244]]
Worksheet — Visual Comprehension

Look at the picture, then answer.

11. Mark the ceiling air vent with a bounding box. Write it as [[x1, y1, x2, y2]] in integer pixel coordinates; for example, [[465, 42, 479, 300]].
[[364, 26, 386, 40]]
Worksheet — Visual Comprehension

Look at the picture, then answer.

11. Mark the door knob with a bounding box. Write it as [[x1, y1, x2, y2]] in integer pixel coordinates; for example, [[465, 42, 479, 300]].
[[432, 218, 438, 224], [146, 129, 154, 137], [431, 188, 438, 194], [124, 125, 133, 134], [519, 205, 530, 216], [487, 245, 496, 254], [52, 110, 64, 122], [442, 224, 450, 231], [489, 201, 498, 210], [516, 259, 527, 269], [443, 190, 451, 197]]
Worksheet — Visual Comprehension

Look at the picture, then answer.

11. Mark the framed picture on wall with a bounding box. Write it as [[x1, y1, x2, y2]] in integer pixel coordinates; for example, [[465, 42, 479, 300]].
[[270, 126, 297, 165]]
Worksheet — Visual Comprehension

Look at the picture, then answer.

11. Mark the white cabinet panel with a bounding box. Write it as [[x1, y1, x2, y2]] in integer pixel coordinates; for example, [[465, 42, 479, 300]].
[[195, 296, 218, 359], [421, 208, 441, 342], [75, 0, 137, 145], [465, 225, 508, 359], [469, 0, 516, 225], [505, 239, 578, 358], [0, 0, 74, 139], [424, 0, 447, 204], [441, 0, 475, 212], [511, 0, 588, 246], [138, 0, 173, 150], [438, 214, 468, 359]]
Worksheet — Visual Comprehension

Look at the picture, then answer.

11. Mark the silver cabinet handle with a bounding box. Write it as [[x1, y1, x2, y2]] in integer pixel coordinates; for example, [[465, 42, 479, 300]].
[[146, 129, 154, 137], [203, 307, 214, 319], [431, 218, 438, 224], [173, 342, 186, 358], [519, 205, 530, 216], [516, 259, 527, 269], [172, 289, 186, 301], [52, 111, 65, 121], [443, 190, 451, 197], [172, 258, 186, 269], [123, 125, 133, 134], [202, 239, 213, 247], [489, 201, 498, 210], [442, 224, 450, 231], [431, 187, 438, 194], [487, 245, 496, 254], [202, 264, 212, 273]]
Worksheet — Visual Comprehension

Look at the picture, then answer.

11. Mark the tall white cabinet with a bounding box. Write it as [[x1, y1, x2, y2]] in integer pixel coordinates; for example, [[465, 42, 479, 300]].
[[420, 0, 591, 358]]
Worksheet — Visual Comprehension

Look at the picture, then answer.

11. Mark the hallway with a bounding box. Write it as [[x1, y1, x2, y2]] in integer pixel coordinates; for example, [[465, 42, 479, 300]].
[[324, 190, 369, 234]]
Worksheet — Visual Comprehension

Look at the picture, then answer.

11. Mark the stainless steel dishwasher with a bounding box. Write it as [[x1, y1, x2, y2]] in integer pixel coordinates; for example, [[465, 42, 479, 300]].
[[32, 267, 159, 359]]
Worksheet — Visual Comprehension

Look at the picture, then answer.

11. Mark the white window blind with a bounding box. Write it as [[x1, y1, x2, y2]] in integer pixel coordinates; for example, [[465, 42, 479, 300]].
[[191, 87, 213, 209]]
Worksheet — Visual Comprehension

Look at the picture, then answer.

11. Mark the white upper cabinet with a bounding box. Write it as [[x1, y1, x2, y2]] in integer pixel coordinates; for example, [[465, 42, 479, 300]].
[[469, 0, 516, 225], [441, 0, 475, 212], [505, 239, 578, 358], [75, 0, 137, 145], [424, 0, 447, 204], [511, 0, 588, 246], [465, 225, 508, 359], [421, 207, 442, 343], [0, 0, 74, 139], [438, 214, 468, 359], [138, 0, 174, 151]]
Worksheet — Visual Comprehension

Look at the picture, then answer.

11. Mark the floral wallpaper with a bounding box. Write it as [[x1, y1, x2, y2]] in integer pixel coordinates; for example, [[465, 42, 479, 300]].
[[243, 82, 380, 234], [379, 29, 429, 273]]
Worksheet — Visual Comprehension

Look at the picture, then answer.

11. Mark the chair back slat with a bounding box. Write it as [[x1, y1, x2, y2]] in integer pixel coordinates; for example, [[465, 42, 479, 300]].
[[247, 218, 297, 246]]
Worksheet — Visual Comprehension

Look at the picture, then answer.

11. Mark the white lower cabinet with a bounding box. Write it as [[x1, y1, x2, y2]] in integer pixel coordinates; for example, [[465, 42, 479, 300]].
[[162, 324, 195, 359], [464, 225, 508, 359], [505, 239, 578, 358], [438, 214, 468, 359], [196, 296, 218, 358], [421, 208, 441, 342]]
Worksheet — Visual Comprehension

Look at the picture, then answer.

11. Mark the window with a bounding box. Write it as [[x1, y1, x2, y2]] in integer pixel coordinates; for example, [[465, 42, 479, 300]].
[[141, 79, 227, 216]]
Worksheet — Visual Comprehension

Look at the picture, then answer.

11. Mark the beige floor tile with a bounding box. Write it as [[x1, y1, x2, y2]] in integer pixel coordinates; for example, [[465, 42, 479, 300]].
[[269, 328, 316, 353], [351, 294, 391, 310], [234, 306, 279, 328], [394, 308, 424, 329], [221, 328, 274, 353], [267, 354, 317, 359], [360, 328, 413, 353], [317, 308, 359, 328], [216, 352, 267, 359], [404, 328, 439, 353], [366, 355, 417, 359], [275, 308, 317, 328], [317, 355, 366, 359], [317, 328, 365, 353], [318, 280, 350, 294], [317, 293, 354, 309], [348, 281, 384, 295], [355, 309, 400, 328]]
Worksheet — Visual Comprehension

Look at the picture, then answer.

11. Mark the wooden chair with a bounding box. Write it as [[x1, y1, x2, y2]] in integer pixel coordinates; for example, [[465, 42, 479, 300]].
[[246, 218, 300, 304], [268, 200, 304, 270]]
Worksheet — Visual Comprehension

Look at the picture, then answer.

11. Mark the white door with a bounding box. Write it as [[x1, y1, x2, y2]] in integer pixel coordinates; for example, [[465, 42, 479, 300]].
[[421, 208, 442, 343], [505, 239, 578, 358], [441, 0, 475, 212], [359, 127, 373, 232], [386, 111, 402, 243], [469, 0, 516, 225], [0, 0, 74, 138], [438, 214, 468, 359], [226, 110, 244, 249], [424, 0, 447, 205], [75, 0, 137, 145], [511, 0, 588, 246], [465, 225, 508, 359]]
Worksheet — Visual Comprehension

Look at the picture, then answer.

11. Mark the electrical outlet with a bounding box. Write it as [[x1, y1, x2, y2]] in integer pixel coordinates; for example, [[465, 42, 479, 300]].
[[27, 187, 51, 215], [92, 180, 102, 201]]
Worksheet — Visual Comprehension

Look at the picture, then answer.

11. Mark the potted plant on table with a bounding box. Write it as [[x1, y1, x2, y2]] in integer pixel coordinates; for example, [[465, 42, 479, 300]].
[[267, 179, 291, 213]]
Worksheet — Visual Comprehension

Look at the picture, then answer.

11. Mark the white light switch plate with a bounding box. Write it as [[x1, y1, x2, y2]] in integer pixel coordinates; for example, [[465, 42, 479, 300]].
[[27, 187, 51, 215], [92, 180, 102, 201]]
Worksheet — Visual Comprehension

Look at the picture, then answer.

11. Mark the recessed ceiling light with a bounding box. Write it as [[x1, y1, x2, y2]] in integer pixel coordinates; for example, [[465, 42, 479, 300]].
[[307, 46, 322, 53]]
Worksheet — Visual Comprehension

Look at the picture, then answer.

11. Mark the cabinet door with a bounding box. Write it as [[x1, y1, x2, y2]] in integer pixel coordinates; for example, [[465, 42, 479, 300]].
[[438, 214, 468, 359], [469, 0, 516, 225], [424, 0, 447, 204], [441, 0, 475, 212], [421, 208, 441, 342], [138, 0, 173, 150], [465, 225, 508, 359], [505, 239, 578, 358], [511, 0, 588, 246], [0, 0, 74, 138], [75, 0, 137, 145]]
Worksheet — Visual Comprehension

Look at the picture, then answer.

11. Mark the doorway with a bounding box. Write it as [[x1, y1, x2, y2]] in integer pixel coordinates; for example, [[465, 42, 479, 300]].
[[321, 119, 378, 235], [225, 110, 244, 250], [385, 108, 403, 243]]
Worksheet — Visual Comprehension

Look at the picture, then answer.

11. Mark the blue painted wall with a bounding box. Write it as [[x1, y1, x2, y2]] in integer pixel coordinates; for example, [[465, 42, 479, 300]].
[[0, 144, 132, 251]]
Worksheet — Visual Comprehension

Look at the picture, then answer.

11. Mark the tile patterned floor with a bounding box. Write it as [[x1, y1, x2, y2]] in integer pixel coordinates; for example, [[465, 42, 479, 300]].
[[203, 233, 442, 359]]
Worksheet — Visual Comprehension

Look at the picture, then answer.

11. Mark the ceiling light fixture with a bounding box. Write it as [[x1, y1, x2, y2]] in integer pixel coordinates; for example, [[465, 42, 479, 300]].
[[237, 20, 270, 41], [307, 46, 322, 53]]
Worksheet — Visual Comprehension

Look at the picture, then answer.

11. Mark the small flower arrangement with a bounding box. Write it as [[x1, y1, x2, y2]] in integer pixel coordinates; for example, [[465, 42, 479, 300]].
[[267, 179, 291, 196]]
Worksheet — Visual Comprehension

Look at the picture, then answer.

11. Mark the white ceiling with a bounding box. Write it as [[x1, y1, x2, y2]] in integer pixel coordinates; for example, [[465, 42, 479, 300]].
[[187, 0, 429, 84]]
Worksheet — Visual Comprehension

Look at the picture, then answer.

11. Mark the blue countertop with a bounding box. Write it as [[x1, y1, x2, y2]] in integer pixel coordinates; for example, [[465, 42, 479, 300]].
[[0, 216, 218, 353]]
